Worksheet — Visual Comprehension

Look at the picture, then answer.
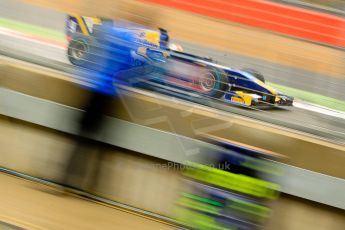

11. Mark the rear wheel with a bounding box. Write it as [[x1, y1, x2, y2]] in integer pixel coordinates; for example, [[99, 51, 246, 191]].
[[67, 34, 91, 66], [68, 40, 88, 65]]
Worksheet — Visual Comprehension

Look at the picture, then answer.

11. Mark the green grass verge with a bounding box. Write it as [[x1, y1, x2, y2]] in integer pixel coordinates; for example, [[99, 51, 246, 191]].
[[1, 17, 344, 112], [0, 17, 65, 42], [268, 82, 345, 112]]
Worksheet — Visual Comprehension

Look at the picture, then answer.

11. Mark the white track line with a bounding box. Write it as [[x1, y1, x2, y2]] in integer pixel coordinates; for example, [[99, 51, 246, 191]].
[[294, 100, 345, 120]]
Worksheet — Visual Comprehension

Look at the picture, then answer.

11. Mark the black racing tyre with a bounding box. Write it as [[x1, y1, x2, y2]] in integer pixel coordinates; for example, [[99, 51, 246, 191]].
[[199, 67, 229, 98], [67, 34, 90, 66], [242, 68, 265, 83]]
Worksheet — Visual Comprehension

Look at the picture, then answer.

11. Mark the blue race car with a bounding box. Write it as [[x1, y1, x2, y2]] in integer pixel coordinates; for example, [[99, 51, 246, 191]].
[[66, 15, 293, 107]]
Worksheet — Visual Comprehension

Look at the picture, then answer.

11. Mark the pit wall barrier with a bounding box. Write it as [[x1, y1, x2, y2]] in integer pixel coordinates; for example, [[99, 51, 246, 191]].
[[2, 115, 345, 230], [142, 0, 345, 48]]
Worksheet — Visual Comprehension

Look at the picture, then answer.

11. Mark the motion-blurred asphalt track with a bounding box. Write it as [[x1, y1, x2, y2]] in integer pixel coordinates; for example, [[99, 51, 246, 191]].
[[1, 0, 345, 143]]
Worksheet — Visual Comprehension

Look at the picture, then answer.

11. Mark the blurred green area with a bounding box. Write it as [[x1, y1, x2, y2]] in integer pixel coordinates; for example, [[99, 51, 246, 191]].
[[268, 82, 345, 112], [0, 17, 65, 42], [277, 0, 345, 10], [302, 0, 345, 8]]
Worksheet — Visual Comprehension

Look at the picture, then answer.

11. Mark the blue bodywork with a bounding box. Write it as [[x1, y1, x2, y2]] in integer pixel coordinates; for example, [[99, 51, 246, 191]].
[[66, 16, 293, 106]]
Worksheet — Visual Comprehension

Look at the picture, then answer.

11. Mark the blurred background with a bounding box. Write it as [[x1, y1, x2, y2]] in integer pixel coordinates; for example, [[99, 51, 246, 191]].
[[0, 0, 344, 229]]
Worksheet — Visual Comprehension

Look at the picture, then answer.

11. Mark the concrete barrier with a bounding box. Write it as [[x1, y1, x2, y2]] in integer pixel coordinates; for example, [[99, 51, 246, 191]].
[[0, 116, 181, 217], [2, 116, 345, 230]]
